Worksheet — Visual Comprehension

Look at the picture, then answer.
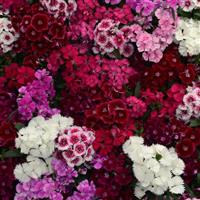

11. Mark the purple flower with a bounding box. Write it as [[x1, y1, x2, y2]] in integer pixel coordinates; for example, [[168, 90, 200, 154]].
[[67, 180, 96, 200], [17, 69, 60, 120]]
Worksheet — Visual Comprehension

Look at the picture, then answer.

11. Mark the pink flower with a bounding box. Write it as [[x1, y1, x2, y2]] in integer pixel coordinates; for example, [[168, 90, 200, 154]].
[[57, 135, 69, 150], [74, 143, 87, 156]]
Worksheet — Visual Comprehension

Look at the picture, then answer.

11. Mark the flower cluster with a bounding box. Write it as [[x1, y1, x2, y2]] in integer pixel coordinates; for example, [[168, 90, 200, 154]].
[[175, 18, 200, 56], [181, 0, 200, 11], [56, 126, 95, 167], [67, 180, 96, 200], [17, 69, 60, 120], [0, 9, 19, 53], [0, 0, 199, 199], [14, 115, 73, 182], [176, 84, 200, 123], [126, 0, 179, 62], [93, 19, 134, 57], [15, 158, 78, 200], [40, 0, 77, 21], [10, 1, 68, 57], [123, 136, 185, 198]]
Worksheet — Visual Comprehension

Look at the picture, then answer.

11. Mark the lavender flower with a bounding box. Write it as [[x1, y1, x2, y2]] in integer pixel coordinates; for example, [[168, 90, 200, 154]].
[[67, 180, 96, 200], [14, 177, 63, 200]]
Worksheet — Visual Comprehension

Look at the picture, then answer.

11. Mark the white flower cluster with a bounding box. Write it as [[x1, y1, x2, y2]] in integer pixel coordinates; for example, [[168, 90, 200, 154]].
[[14, 114, 74, 182], [40, 0, 77, 21], [14, 156, 52, 182], [176, 85, 200, 123], [123, 136, 185, 199], [175, 18, 200, 56], [0, 10, 19, 53], [181, 0, 200, 11]]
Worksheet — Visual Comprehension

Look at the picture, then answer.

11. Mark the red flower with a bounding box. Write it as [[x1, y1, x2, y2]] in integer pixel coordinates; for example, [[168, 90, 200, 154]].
[[178, 64, 196, 84], [93, 130, 113, 155], [114, 167, 132, 186], [26, 26, 42, 41], [176, 139, 196, 158], [21, 15, 32, 28], [31, 13, 49, 32], [185, 128, 200, 146], [0, 121, 16, 147], [50, 22, 65, 40], [0, 158, 16, 200], [96, 102, 114, 124], [16, 66, 35, 85]]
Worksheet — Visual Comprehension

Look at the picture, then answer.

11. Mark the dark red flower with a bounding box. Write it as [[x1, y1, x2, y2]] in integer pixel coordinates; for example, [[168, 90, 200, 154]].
[[31, 13, 49, 32], [114, 168, 132, 186], [96, 102, 115, 124], [176, 139, 196, 158], [0, 158, 16, 200], [26, 26, 42, 41], [21, 15, 32, 28], [185, 128, 200, 146], [93, 130, 113, 155], [0, 121, 16, 147], [49, 22, 65, 40], [178, 64, 196, 84]]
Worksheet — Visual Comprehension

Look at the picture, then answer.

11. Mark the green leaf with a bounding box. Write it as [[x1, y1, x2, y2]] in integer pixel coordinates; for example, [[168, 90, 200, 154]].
[[193, 10, 200, 20], [134, 82, 141, 97], [2, 149, 23, 158], [197, 173, 200, 185], [185, 184, 195, 198], [15, 123, 25, 130], [190, 119, 200, 127]]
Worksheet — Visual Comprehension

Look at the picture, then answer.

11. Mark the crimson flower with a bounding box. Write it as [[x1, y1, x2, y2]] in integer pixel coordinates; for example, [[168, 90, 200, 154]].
[[26, 26, 42, 41], [176, 139, 196, 158], [31, 13, 49, 32], [16, 66, 35, 85]]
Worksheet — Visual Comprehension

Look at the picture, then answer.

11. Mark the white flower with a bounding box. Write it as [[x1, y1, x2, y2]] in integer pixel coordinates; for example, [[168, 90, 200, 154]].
[[135, 185, 146, 199], [15, 115, 74, 159], [175, 18, 200, 56], [123, 136, 185, 198], [0, 16, 19, 53], [14, 156, 50, 182], [168, 176, 185, 194]]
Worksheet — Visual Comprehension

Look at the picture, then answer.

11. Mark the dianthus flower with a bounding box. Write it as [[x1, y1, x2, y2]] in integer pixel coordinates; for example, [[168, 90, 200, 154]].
[[126, 96, 147, 118], [56, 126, 95, 167], [17, 69, 60, 120], [16, 114, 73, 159], [180, 0, 200, 11], [62, 45, 136, 92], [40, 0, 77, 21], [67, 180, 96, 200], [0, 9, 19, 53], [10, 2, 68, 56], [175, 18, 200, 56], [176, 84, 200, 123], [123, 136, 185, 198], [15, 176, 63, 200], [14, 114, 74, 182]]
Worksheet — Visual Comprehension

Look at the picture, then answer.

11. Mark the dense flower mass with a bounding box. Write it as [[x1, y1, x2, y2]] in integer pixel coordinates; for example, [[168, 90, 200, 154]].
[[123, 136, 185, 198], [0, 0, 199, 199], [176, 83, 200, 123], [17, 69, 60, 120], [175, 18, 200, 56], [0, 9, 19, 53]]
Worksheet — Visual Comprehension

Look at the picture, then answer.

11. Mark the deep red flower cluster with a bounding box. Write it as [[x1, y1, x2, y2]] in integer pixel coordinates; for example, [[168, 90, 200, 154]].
[[10, 2, 68, 57]]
